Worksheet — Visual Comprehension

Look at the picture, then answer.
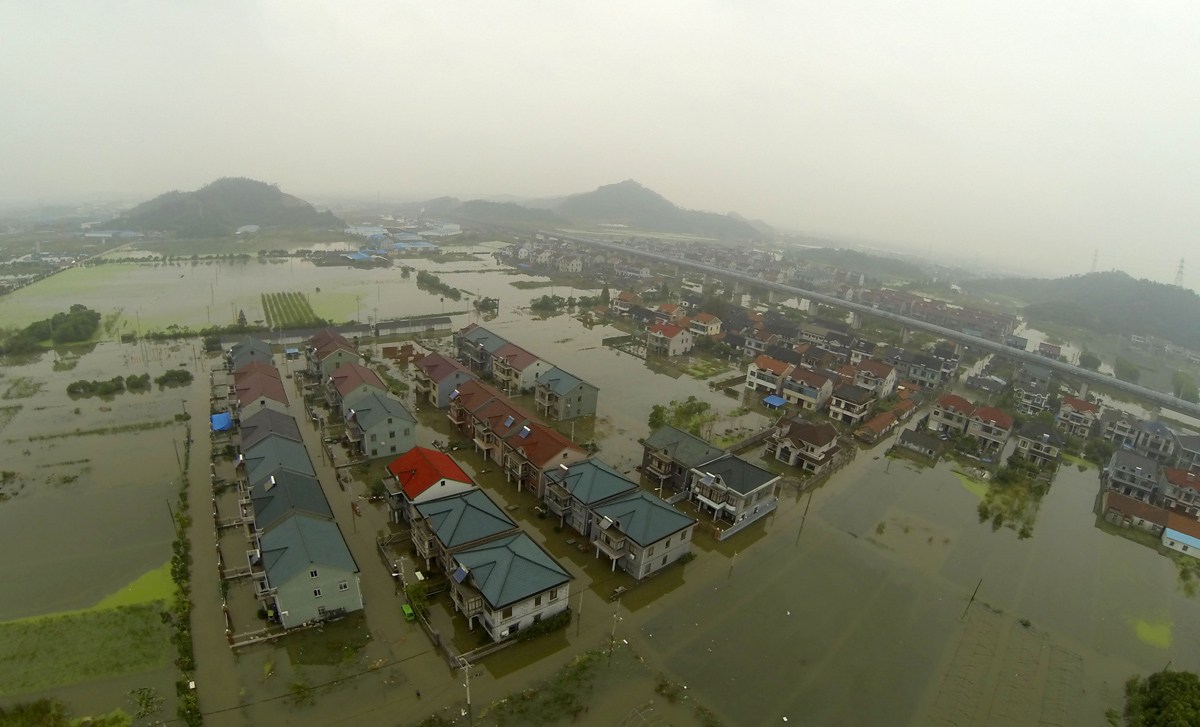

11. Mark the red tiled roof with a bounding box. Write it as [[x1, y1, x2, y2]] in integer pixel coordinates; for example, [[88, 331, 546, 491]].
[[492, 343, 540, 371], [328, 362, 386, 397], [649, 323, 687, 339], [972, 406, 1014, 430], [752, 355, 790, 376], [1105, 492, 1168, 526], [893, 399, 917, 416], [233, 360, 280, 382], [1061, 396, 1098, 414], [935, 394, 974, 415], [452, 378, 503, 413], [474, 398, 531, 438], [387, 447, 473, 500], [415, 352, 469, 383], [508, 422, 583, 468], [788, 367, 832, 389], [857, 359, 894, 378], [235, 371, 289, 406], [1163, 468, 1200, 493], [694, 312, 720, 324], [782, 419, 838, 447], [617, 290, 639, 303], [1166, 512, 1200, 539], [657, 303, 680, 315], [860, 411, 897, 435]]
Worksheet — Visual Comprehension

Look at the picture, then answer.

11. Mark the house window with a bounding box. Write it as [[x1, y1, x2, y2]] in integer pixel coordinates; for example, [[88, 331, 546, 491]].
[[648, 546, 655, 556], [310, 569, 319, 578], [404, 428, 411, 436], [370, 434, 377, 441], [317, 606, 326, 617], [534, 595, 542, 607], [388, 417, 393, 424], [502, 607, 513, 619], [314, 588, 323, 598], [550, 588, 559, 600], [662, 556, 667, 566], [338, 581, 349, 592]]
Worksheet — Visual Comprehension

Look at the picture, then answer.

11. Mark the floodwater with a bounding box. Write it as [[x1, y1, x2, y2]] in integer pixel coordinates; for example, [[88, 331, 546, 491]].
[[3, 251, 1199, 724]]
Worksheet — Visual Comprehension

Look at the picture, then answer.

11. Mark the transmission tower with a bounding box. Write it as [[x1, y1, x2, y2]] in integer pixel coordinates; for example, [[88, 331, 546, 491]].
[[1176, 258, 1185, 288]]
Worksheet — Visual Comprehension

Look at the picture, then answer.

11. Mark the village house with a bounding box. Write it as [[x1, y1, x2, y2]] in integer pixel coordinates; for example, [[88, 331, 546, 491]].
[[238, 435, 314, 489], [542, 459, 638, 538], [745, 355, 790, 395], [1104, 450, 1161, 503], [384, 446, 476, 524], [1163, 514, 1200, 561], [641, 426, 725, 494], [246, 470, 331, 536], [1057, 395, 1100, 439], [448, 532, 572, 642], [238, 407, 302, 450], [1160, 468, 1200, 519], [741, 328, 778, 357], [412, 352, 473, 408], [343, 389, 415, 460], [781, 367, 835, 411], [454, 324, 509, 376], [533, 367, 599, 421], [251, 513, 363, 629], [411, 489, 518, 574], [1013, 379, 1052, 417], [306, 328, 361, 379], [1175, 434, 1200, 473], [687, 454, 781, 529], [767, 416, 842, 474], [853, 359, 897, 399], [828, 384, 875, 426], [857, 410, 898, 444], [326, 361, 386, 418], [612, 290, 640, 315], [653, 303, 684, 325], [589, 491, 696, 578], [232, 369, 290, 421], [1014, 421, 1066, 469], [1101, 409, 1140, 449], [226, 337, 274, 372], [1134, 420, 1178, 464], [928, 394, 973, 435], [897, 428, 946, 460], [1102, 490, 1167, 536], [646, 323, 695, 357], [965, 406, 1014, 456], [501, 421, 587, 497], [491, 343, 549, 395], [689, 312, 722, 337]]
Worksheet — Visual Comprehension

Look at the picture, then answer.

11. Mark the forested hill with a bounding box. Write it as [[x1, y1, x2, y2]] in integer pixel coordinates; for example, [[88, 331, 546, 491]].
[[111, 178, 343, 237], [554, 180, 761, 240], [967, 271, 1200, 349]]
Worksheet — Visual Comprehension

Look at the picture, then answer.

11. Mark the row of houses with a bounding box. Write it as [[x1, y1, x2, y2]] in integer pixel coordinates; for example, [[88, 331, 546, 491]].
[[1102, 490, 1200, 562], [1102, 450, 1200, 519], [453, 324, 599, 421], [223, 338, 365, 629]]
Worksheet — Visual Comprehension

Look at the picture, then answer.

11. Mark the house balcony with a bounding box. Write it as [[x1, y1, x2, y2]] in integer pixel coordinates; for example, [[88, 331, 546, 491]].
[[447, 407, 466, 426], [592, 533, 628, 560], [473, 433, 498, 453], [645, 456, 673, 481], [252, 576, 276, 600], [413, 376, 433, 397], [545, 487, 572, 516], [504, 456, 531, 478], [344, 423, 363, 443], [452, 585, 484, 618]]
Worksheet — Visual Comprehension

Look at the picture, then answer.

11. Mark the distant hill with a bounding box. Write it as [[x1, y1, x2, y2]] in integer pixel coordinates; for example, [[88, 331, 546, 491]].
[[787, 246, 930, 283], [112, 178, 343, 237], [966, 271, 1200, 350], [553, 180, 761, 240], [391, 197, 568, 230]]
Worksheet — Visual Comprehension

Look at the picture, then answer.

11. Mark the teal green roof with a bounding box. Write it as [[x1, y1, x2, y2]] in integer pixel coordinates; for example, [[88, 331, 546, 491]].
[[243, 436, 314, 486], [462, 326, 509, 354], [344, 388, 415, 429], [644, 426, 724, 469], [415, 489, 516, 549], [240, 409, 302, 449], [696, 454, 778, 495], [454, 533, 571, 610], [251, 469, 333, 532], [546, 458, 637, 505], [535, 366, 590, 396], [592, 491, 696, 547], [260, 514, 358, 586]]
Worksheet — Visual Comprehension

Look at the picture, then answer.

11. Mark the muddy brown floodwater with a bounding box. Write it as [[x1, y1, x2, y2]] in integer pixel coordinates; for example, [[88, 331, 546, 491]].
[[3, 253, 1198, 725]]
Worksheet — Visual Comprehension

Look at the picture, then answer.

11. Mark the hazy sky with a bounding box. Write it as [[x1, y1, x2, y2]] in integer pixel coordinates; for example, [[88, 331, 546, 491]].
[[3, 1, 1198, 284]]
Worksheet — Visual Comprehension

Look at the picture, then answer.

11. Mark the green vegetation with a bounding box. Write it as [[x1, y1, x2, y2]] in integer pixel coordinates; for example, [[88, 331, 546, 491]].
[[1080, 350, 1102, 371], [789, 247, 930, 283], [530, 294, 602, 313], [648, 396, 718, 438], [515, 609, 572, 641], [126, 373, 152, 392], [109, 177, 343, 237], [968, 271, 1200, 351], [1172, 370, 1199, 403], [19, 419, 174, 441], [66, 375, 128, 397], [2, 376, 44, 400], [404, 581, 429, 616], [974, 457, 1047, 539], [0, 304, 102, 355], [481, 649, 603, 725], [416, 270, 462, 301], [261, 291, 326, 329], [155, 369, 194, 388], [1121, 669, 1200, 726], [1114, 357, 1142, 384], [0, 699, 132, 727]]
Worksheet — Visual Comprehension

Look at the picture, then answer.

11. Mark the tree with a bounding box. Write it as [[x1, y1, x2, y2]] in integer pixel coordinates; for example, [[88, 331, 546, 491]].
[[1079, 350, 1101, 371], [1114, 357, 1141, 384], [1123, 670, 1200, 726], [600, 284, 610, 305]]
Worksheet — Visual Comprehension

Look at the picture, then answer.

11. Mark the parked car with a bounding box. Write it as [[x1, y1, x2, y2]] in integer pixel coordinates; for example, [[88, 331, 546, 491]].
[[401, 604, 416, 622]]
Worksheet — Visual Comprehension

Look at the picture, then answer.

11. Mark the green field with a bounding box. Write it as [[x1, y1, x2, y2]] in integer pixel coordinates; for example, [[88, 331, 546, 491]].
[[261, 291, 324, 328], [0, 562, 175, 696]]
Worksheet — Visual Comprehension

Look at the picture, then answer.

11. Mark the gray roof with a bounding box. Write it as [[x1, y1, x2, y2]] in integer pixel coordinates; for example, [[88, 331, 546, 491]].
[[242, 436, 314, 487], [344, 388, 414, 429], [592, 491, 695, 547], [536, 366, 592, 395], [251, 469, 332, 532], [454, 532, 572, 610], [1108, 448, 1159, 475], [462, 326, 509, 355], [1017, 420, 1066, 448], [240, 409, 302, 450], [1138, 420, 1176, 439], [693, 453, 778, 495], [229, 337, 273, 370], [899, 428, 944, 451], [1178, 434, 1200, 454], [547, 459, 637, 505], [260, 514, 358, 587], [416, 489, 517, 550], [833, 384, 875, 404], [644, 426, 724, 469]]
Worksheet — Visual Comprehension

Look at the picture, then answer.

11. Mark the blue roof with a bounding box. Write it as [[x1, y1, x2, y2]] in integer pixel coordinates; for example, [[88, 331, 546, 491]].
[[763, 395, 786, 408], [345, 252, 372, 261], [1165, 528, 1200, 552], [211, 412, 233, 432]]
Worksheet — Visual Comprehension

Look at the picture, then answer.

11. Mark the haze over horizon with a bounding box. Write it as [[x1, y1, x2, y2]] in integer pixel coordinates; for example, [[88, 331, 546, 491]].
[[3, 1, 1197, 286]]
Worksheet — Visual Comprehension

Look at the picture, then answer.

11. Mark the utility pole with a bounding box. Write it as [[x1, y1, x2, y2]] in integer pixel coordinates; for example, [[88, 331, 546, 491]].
[[460, 657, 472, 721], [608, 597, 622, 665], [961, 577, 983, 621]]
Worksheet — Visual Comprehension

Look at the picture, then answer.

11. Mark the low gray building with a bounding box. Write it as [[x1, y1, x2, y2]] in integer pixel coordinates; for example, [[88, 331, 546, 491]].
[[343, 389, 415, 460], [534, 366, 599, 421], [590, 491, 696, 579], [543, 459, 638, 537], [641, 426, 725, 493], [253, 514, 363, 628]]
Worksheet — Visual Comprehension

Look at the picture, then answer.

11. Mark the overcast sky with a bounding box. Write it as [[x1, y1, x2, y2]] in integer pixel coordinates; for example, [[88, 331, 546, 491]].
[[3, 1, 1198, 284]]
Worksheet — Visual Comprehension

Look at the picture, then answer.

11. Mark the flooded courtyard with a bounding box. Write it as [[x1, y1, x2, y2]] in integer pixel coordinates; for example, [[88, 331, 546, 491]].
[[2, 250, 1199, 724]]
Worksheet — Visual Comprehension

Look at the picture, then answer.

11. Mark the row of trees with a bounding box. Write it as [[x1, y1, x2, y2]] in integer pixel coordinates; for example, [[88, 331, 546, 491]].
[[0, 304, 101, 355]]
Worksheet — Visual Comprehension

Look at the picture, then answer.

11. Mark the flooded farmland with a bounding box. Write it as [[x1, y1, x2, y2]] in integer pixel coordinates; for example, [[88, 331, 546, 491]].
[[2, 251, 1199, 724]]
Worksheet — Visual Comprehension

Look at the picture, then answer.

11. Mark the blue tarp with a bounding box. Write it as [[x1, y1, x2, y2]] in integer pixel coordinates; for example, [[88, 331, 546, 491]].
[[211, 412, 233, 432], [762, 395, 786, 409]]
